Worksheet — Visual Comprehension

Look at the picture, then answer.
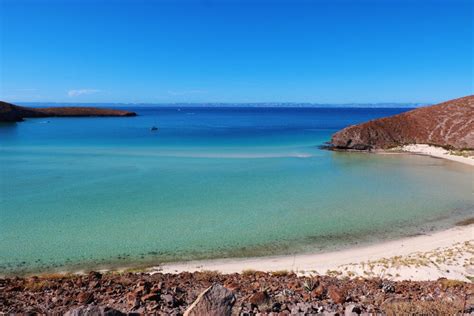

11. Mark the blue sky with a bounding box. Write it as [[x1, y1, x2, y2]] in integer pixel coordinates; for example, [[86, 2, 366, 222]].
[[0, 0, 472, 104]]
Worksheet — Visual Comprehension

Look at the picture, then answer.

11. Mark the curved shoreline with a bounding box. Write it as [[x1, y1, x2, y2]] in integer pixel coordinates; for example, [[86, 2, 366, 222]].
[[2, 147, 471, 279], [154, 224, 473, 281], [153, 150, 473, 281], [388, 144, 474, 166]]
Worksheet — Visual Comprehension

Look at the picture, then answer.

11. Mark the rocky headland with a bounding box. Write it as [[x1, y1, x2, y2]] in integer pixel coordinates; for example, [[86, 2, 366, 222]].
[[1, 271, 473, 315], [329, 95, 474, 151], [0, 101, 136, 122]]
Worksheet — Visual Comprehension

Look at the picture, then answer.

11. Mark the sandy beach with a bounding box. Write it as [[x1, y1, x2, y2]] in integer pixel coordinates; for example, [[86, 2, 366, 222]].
[[397, 144, 474, 166], [155, 224, 473, 281]]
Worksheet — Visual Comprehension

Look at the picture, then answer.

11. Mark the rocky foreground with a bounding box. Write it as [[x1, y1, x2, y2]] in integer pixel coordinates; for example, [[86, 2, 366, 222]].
[[0, 101, 136, 122], [330, 95, 474, 150], [1, 271, 473, 315]]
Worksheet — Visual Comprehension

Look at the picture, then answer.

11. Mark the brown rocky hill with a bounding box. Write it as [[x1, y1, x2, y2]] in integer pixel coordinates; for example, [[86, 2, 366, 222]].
[[330, 95, 474, 150], [0, 101, 136, 122]]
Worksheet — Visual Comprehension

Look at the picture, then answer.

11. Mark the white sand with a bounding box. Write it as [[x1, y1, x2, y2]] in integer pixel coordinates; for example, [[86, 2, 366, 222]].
[[154, 225, 473, 281], [397, 144, 474, 166]]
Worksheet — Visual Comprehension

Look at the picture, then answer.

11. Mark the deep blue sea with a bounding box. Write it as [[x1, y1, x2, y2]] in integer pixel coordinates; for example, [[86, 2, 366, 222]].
[[0, 107, 472, 275]]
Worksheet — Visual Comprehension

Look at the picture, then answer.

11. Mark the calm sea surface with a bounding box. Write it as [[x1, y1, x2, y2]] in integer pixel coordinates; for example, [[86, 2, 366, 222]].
[[0, 107, 472, 275]]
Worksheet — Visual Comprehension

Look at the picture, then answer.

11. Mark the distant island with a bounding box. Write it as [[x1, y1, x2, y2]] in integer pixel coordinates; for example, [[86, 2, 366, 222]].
[[0, 101, 136, 122], [17, 101, 426, 108], [329, 95, 473, 150]]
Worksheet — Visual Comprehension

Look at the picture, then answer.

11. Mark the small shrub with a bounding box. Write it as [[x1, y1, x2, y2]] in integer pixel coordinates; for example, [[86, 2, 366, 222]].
[[271, 270, 289, 277], [303, 278, 317, 292], [438, 278, 466, 289], [195, 270, 221, 281], [24, 280, 51, 291], [242, 269, 257, 276]]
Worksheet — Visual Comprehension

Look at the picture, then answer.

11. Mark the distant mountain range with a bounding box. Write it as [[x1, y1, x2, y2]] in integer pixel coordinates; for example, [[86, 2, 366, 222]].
[[16, 102, 426, 108]]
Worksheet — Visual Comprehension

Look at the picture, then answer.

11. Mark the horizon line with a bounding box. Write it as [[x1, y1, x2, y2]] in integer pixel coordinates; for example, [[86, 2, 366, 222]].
[[12, 101, 428, 107]]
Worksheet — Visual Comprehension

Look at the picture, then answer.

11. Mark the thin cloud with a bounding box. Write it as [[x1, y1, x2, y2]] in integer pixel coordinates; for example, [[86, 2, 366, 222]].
[[68, 89, 101, 97]]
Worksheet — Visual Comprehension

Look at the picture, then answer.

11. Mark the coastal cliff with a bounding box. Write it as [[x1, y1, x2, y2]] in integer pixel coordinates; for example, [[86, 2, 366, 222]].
[[330, 95, 474, 150], [0, 101, 136, 122]]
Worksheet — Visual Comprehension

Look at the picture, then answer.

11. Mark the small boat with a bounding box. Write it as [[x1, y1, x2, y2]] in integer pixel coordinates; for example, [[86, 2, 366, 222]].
[[150, 126, 158, 131]]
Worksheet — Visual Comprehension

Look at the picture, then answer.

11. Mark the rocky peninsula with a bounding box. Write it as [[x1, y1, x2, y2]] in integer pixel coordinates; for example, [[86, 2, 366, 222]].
[[0, 101, 136, 122], [330, 95, 473, 151]]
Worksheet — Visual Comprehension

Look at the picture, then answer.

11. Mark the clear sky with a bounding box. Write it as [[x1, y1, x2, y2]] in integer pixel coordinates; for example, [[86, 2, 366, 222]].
[[0, 0, 472, 104]]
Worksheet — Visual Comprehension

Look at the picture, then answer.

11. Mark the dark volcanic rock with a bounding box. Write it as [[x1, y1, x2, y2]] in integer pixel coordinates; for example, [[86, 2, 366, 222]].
[[0, 101, 136, 122], [184, 284, 235, 316], [64, 306, 125, 316], [328, 286, 345, 304], [249, 290, 269, 306], [76, 291, 94, 304], [330, 95, 474, 150], [1, 272, 473, 314]]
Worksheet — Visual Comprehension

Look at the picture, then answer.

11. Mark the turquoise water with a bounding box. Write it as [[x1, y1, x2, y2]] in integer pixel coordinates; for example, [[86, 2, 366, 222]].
[[0, 107, 472, 275]]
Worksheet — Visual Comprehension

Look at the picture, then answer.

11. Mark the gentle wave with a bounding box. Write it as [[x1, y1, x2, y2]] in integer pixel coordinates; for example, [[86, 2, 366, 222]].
[[165, 152, 313, 159], [1, 146, 314, 159]]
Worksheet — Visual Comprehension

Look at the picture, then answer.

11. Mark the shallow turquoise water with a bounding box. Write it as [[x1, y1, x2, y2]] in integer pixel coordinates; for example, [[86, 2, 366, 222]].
[[0, 107, 472, 275]]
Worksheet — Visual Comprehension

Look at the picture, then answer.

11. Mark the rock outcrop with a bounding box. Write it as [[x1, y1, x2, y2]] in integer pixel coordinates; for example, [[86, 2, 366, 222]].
[[1, 271, 472, 314], [0, 101, 136, 122], [64, 306, 125, 316], [0, 101, 27, 122], [183, 284, 235, 316], [330, 95, 474, 150]]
